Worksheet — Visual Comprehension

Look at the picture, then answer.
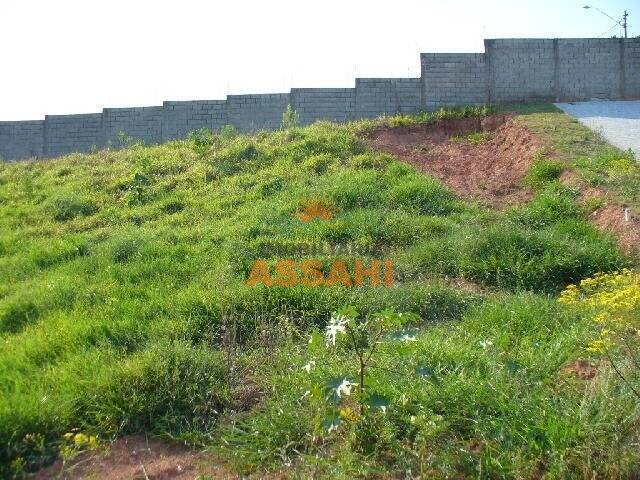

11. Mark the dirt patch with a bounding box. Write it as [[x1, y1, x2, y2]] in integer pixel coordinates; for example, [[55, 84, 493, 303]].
[[32, 435, 235, 480], [561, 359, 598, 381], [365, 114, 546, 208], [590, 204, 640, 257], [562, 170, 640, 258]]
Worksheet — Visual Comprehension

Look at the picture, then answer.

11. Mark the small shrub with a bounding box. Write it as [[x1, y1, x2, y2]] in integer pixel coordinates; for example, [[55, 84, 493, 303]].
[[0, 298, 39, 333], [79, 341, 229, 435], [302, 153, 334, 174], [387, 177, 458, 216], [281, 104, 300, 130], [50, 196, 98, 221], [211, 139, 266, 177], [328, 170, 383, 209], [189, 127, 217, 156], [161, 201, 186, 214], [112, 236, 144, 263], [525, 158, 564, 188], [220, 124, 237, 139], [457, 224, 626, 293], [560, 269, 640, 399], [349, 152, 393, 171], [511, 188, 583, 228]]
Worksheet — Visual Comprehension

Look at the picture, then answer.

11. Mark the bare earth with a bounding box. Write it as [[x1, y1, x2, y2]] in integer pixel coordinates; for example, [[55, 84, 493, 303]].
[[32, 435, 235, 480], [365, 114, 544, 208]]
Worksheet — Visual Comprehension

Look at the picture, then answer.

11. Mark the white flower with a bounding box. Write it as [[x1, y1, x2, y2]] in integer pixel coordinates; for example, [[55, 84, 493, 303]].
[[396, 331, 417, 342], [325, 315, 349, 346], [327, 422, 340, 434], [302, 360, 316, 373], [479, 339, 493, 349], [335, 378, 356, 398]]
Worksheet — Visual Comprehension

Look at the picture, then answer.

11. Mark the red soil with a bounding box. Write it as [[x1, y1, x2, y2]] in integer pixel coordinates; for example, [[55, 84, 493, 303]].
[[32, 435, 234, 480], [561, 359, 598, 381], [562, 170, 640, 258], [364, 114, 546, 208]]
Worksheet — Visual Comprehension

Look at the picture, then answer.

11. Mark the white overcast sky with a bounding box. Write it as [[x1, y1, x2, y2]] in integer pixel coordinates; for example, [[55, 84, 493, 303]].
[[1, 0, 636, 120]]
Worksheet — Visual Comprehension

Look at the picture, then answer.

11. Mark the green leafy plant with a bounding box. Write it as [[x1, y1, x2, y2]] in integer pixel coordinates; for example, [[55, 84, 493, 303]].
[[307, 307, 419, 431], [525, 156, 564, 188], [188, 127, 217, 157], [128, 148, 153, 205], [281, 104, 300, 130], [116, 130, 135, 149], [220, 124, 237, 139], [49, 196, 98, 222]]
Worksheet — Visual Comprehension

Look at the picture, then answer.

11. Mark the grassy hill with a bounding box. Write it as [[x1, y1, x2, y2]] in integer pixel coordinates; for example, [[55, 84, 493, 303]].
[[1, 105, 639, 478]]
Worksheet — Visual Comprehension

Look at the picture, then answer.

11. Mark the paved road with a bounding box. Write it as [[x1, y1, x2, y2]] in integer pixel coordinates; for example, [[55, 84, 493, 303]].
[[555, 100, 640, 159]]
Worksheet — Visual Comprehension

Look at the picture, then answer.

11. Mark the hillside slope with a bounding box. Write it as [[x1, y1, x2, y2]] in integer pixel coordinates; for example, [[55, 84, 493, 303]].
[[1, 106, 639, 479]]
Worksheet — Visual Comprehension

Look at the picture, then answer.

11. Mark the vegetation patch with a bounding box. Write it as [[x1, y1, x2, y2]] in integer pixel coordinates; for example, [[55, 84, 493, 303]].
[[0, 105, 637, 479]]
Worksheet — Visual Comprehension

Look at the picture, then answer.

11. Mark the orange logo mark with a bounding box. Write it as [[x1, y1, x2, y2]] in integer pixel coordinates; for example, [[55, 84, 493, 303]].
[[247, 259, 394, 288], [292, 199, 336, 222]]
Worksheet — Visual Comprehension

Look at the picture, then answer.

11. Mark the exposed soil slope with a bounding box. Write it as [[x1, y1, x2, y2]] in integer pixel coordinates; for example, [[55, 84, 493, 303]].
[[366, 114, 639, 256], [562, 170, 640, 258], [365, 114, 545, 208], [32, 436, 232, 480]]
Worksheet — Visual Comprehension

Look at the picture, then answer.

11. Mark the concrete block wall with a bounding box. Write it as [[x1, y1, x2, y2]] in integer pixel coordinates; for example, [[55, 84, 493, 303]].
[[2, 38, 639, 161], [486, 39, 556, 102], [557, 38, 623, 101], [291, 88, 355, 125], [162, 100, 227, 141], [227, 94, 290, 132], [44, 113, 103, 158], [354, 78, 421, 118], [103, 106, 163, 147], [421, 53, 487, 108], [0, 121, 44, 160], [623, 39, 640, 98]]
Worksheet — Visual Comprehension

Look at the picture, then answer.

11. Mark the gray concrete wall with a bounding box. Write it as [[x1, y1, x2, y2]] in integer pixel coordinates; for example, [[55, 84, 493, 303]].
[[355, 78, 421, 118], [557, 38, 623, 101], [624, 39, 640, 99], [103, 106, 163, 147], [486, 39, 556, 103], [161, 100, 227, 141], [44, 113, 103, 158], [227, 94, 290, 132], [421, 53, 487, 108], [292, 88, 355, 125], [0, 121, 44, 160], [421, 37, 640, 107], [2, 37, 639, 161]]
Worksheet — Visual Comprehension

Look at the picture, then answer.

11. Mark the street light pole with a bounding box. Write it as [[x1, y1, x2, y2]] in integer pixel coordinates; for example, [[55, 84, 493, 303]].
[[623, 10, 628, 38], [583, 5, 629, 38]]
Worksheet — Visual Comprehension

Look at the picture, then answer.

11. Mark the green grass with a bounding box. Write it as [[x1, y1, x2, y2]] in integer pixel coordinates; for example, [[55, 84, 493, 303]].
[[0, 106, 638, 478], [506, 103, 640, 210], [451, 131, 493, 145], [220, 295, 639, 478]]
